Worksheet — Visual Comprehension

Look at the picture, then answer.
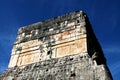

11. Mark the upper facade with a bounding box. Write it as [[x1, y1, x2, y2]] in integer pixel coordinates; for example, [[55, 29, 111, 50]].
[[8, 11, 105, 68]]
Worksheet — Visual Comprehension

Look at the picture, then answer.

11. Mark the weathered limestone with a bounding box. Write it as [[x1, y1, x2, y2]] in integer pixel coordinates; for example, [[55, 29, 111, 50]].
[[0, 54, 112, 80], [0, 10, 112, 80]]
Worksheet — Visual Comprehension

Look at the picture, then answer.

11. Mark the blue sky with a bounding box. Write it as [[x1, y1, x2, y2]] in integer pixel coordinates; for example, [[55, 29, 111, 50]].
[[0, 0, 120, 79]]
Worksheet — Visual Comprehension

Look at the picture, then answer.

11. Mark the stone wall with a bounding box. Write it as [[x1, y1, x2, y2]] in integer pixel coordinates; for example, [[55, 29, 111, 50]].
[[0, 54, 112, 80]]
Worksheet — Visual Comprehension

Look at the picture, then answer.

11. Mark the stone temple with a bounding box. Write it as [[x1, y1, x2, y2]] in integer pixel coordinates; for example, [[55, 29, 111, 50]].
[[0, 11, 112, 80]]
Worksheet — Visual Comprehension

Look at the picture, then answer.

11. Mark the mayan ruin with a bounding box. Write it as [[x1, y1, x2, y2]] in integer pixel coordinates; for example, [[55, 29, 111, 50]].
[[0, 11, 112, 80]]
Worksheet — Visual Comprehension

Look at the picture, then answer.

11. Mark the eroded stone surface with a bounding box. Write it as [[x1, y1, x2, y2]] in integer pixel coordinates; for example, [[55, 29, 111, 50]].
[[0, 54, 112, 80]]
